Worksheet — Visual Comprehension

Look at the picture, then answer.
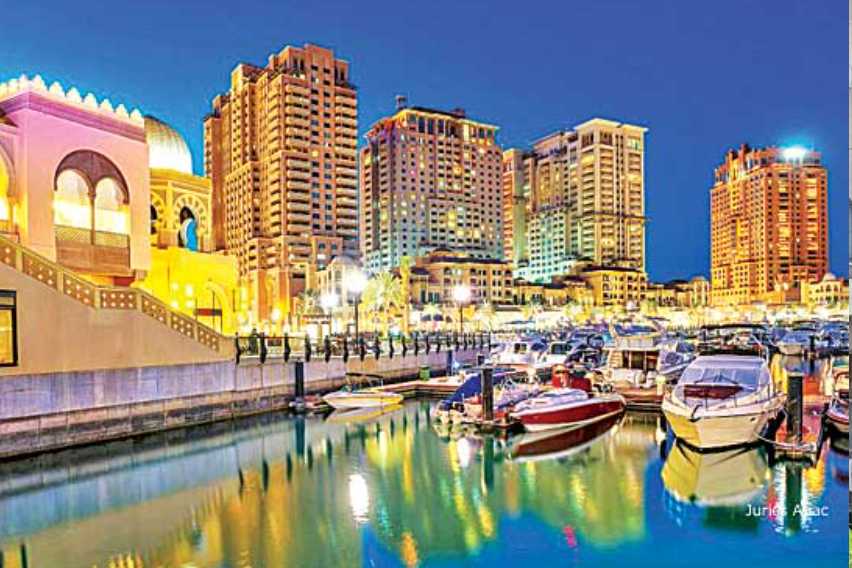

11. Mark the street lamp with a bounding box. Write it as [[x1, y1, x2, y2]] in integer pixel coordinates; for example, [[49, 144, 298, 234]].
[[347, 269, 368, 341], [320, 292, 339, 339], [452, 284, 471, 335]]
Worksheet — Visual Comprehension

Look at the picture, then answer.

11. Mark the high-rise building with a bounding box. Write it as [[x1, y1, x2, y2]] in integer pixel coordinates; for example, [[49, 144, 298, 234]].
[[360, 99, 503, 272], [509, 119, 647, 283], [502, 149, 527, 267], [710, 144, 828, 306], [204, 44, 358, 322]]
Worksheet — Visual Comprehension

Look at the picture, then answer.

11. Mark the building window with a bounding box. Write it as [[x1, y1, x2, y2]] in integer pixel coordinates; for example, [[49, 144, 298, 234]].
[[0, 156, 9, 221], [0, 291, 17, 367], [55, 170, 91, 229]]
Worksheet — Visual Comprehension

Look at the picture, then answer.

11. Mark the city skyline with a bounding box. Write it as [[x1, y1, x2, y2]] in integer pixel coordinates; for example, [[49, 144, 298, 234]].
[[0, 0, 846, 281]]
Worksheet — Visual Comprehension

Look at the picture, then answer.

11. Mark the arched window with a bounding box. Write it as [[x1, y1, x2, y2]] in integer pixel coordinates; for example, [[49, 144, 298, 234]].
[[0, 157, 9, 221], [54, 170, 91, 229], [94, 178, 128, 234]]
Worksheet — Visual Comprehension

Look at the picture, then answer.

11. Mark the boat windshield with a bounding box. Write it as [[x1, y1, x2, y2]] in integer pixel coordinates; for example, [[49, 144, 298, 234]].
[[679, 357, 767, 390], [513, 343, 529, 354]]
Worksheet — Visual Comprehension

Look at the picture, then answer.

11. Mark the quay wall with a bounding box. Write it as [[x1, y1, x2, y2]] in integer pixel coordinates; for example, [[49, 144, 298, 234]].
[[0, 348, 482, 459]]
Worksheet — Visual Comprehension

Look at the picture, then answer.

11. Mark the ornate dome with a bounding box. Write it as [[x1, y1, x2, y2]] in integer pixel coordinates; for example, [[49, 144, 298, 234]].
[[144, 116, 193, 174]]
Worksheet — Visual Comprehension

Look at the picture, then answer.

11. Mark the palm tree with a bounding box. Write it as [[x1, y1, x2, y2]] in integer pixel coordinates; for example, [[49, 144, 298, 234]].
[[295, 289, 318, 331], [399, 256, 412, 334], [522, 298, 543, 323], [363, 271, 405, 335], [474, 301, 497, 331]]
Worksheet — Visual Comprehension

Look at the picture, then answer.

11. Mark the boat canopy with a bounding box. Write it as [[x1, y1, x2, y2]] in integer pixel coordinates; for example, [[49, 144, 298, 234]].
[[678, 356, 769, 390]]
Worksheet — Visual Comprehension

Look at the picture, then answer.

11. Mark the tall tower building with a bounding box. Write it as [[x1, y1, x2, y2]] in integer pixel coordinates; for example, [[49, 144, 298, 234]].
[[360, 100, 503, 272], [204, 44, 358, 321], [502, 149, 528, 268], [710, 145, 828, 306], [512, 118, 647, 283]]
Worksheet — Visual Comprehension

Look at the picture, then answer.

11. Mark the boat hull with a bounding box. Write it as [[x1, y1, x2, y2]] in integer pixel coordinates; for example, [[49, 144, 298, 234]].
[[514, 396, 625, 432], [322, 392, 404, 410], [663, 400, 783, 450], [826, 405, 849, 434]]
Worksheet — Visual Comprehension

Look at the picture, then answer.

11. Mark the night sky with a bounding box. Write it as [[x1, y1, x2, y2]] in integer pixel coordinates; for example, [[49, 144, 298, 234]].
[[1, 0, 847, 280]]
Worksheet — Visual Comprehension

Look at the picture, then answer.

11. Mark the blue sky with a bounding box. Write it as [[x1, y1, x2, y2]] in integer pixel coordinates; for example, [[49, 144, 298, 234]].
[[1, 0, 847, 280]]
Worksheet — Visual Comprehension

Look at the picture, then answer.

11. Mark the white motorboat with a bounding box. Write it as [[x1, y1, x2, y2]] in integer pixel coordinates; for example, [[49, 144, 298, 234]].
[[490, 336, 548, 368], [662, 355, 785, 450], [598, 322, 694, 389], [776, 323, 817, 356], [322, 385, 404, 410]]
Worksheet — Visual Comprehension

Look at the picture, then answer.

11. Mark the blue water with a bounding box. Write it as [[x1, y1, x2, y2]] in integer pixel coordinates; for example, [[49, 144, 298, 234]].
[[0, 363, 847, 568]]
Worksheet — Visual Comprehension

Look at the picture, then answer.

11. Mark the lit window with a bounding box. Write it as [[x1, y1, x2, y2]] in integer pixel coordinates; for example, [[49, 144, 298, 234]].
[[0, 291, 17, 367], [54, 170, 91, 229], [95, 178, 129, 234]]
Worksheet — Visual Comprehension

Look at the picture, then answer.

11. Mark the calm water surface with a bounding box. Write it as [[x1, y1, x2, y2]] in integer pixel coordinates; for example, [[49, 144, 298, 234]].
[[0, 356, 847, 568]]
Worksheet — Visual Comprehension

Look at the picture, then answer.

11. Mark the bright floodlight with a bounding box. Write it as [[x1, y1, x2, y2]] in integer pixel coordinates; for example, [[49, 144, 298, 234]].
[[320, 292, 340, 310], [452, 284, 471, 304], [783, 146, 807, 161], [347, 269, 368, 295]]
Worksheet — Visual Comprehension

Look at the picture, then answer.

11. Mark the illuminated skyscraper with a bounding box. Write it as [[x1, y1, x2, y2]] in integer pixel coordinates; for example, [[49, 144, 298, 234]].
[[710, 144, 828, 306], [204, 44, 358, 321], [509, 119, 647, 283], [360, 99, 503, 272]]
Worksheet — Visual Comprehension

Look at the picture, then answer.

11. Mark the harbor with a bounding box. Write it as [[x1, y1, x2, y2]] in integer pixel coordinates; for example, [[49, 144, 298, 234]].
[[0, 324, 847, 568]]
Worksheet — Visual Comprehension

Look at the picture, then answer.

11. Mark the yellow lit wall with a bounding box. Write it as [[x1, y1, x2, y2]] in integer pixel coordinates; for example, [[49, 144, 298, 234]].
[[136, 247, 239, 334]]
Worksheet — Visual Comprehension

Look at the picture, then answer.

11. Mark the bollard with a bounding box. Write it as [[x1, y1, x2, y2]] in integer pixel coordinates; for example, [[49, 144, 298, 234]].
[[787, 371, 803, 444], [446, 349, 454, 376], [359, 336, 366, 361], [402, 336, 408, 357], [388, 335, 395, 359], [305, 337, 312, 362], [324, 336, 332, 363], [235, 334, 242, 365], [293, 359, 306, 413], [284, 334, 292, 362], [342, 337, 350, 363], [482, 366, 494, 427]]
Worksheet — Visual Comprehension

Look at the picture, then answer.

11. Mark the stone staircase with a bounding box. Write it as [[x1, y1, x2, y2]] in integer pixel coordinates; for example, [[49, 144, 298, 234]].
[[0, 234, 231, 355]]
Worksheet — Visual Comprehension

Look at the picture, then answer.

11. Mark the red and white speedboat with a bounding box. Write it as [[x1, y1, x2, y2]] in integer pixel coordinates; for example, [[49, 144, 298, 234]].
[[511, 388, 626, 432]]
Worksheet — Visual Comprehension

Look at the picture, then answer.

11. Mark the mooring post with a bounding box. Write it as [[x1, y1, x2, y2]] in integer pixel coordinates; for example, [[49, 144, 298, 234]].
[[482, 366, 494, 429], [293, 358, 306, 413], [787, 370, 803, 444], [477, 352, 485, 366]]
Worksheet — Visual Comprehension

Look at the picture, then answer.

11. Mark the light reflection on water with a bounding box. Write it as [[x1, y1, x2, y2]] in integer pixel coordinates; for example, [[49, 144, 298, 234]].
[[0, 356, 845, 568]]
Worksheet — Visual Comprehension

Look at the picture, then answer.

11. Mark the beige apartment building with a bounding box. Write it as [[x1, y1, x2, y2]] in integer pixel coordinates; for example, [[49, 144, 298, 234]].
[[407, 249, 514, 308], [360, 99, 503, 272], [710, 144, 828, 306], [204, 44, 358, 322], [507, 118, 647, 283]]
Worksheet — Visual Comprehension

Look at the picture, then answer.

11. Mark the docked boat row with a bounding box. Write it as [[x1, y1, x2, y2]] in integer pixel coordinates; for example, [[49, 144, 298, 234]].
[[320, 318, 843, 452]]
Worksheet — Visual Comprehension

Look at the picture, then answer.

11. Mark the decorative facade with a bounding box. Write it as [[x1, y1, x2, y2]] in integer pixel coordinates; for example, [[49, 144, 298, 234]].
[[0, 74, 150, 284]]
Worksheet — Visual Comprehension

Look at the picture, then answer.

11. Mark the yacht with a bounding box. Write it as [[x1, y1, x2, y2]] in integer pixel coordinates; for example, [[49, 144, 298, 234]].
[[534, 338, 603, 370], [776, 322, 818, 356], [662, 354, 785, 450], [597, 321, 694, 389], [490, 336, 548, 368]]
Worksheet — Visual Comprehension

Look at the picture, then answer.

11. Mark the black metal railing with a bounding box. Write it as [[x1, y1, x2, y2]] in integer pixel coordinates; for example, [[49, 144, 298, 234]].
[[234, 331, 495, 365]]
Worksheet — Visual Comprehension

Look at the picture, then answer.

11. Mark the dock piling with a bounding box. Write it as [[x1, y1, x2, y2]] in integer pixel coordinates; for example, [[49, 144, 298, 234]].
[[787, 371, 804, 444], [293, 359, 306, 413], [482, 366, 494, 430]]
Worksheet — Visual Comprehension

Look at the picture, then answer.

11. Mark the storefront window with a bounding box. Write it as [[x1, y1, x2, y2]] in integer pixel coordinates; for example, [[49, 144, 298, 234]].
[[0, 291, 17, 367]]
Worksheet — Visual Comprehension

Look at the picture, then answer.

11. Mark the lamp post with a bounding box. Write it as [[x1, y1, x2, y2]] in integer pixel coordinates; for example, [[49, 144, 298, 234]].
[[347, 269, 368, 342], [452, 284, 471, 335], [320, 292, 339, 341]]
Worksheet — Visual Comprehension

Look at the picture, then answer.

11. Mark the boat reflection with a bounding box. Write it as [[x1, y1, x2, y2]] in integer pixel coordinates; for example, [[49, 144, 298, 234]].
[[325, 403, 403, 424], [507, 413, 622, 463], [662, 442, 768, 508]]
